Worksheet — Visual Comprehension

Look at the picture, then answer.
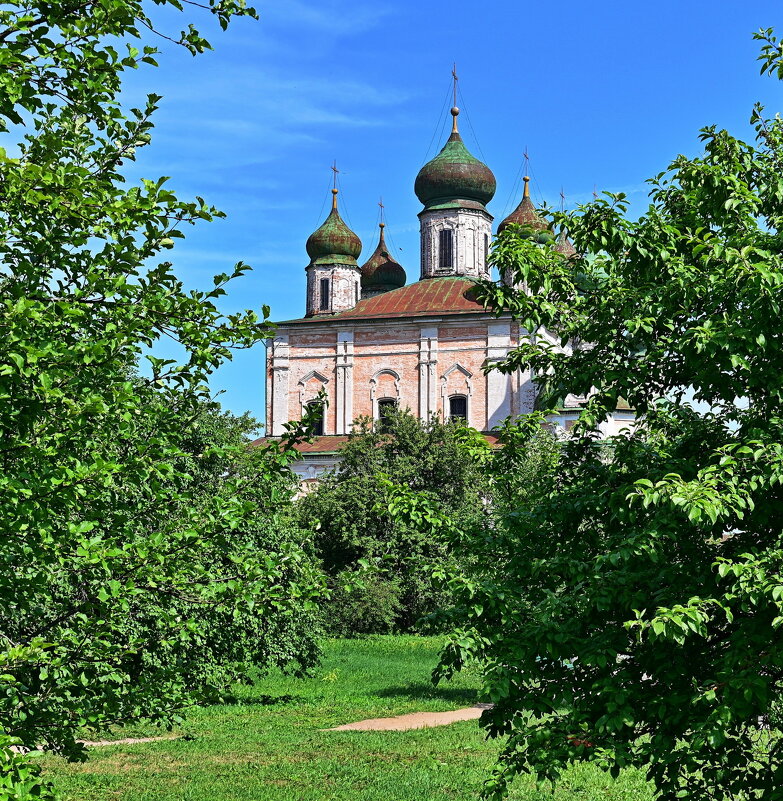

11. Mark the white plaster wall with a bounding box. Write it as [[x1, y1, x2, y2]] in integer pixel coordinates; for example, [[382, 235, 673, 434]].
[[419, 208, 493, 280], [267, 334, 290, 436], [486, 321, 512, 428]]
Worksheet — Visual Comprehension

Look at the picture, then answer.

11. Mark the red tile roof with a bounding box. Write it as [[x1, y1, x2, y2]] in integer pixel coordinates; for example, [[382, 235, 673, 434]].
[[279, 277, 488, 324]]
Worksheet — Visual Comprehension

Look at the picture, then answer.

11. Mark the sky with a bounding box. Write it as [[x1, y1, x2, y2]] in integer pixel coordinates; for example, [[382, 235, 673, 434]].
[[118, 0, 783, 422]]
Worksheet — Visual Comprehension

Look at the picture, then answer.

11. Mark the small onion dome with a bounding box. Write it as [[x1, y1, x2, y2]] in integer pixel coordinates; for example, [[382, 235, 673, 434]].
[[414, 107, 496, 212], [498, 176, 549, 237], [555, 229, 578, 258], [361, 223, 406, 293], [306, 189, 362, 266]]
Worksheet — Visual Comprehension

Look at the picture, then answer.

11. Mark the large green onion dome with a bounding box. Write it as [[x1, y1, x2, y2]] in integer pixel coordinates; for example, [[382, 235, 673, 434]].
[[306, 189, 362, 265], [360, 223, 406, 294], [498, 176, 553, 243], [414, 108, 496, 212]]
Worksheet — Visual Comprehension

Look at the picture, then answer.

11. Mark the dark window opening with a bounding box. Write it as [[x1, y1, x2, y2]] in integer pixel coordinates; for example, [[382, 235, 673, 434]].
[[307, 400, 325, 436], [449, 395, 467, 421], [484, 233, 489, 263], [355, 282, 359, 304], [438, 229, 453, 271], [377, 398, 397, 432], [319, 277, 330, 311]]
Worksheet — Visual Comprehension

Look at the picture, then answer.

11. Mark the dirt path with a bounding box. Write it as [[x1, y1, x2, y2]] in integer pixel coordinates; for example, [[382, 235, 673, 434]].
[[327, 704, 492, 731]]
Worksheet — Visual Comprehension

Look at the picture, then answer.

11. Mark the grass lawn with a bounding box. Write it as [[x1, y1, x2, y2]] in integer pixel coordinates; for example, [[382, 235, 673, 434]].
[[39, 636, 653, 800]]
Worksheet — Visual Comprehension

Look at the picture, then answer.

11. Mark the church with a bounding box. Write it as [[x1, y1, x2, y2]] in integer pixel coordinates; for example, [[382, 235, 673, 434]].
[[264, 104, 633, 486]]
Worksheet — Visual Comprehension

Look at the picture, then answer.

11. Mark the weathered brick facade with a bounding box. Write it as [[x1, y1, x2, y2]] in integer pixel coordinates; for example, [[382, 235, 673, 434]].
[[263, 108, 634, 485]]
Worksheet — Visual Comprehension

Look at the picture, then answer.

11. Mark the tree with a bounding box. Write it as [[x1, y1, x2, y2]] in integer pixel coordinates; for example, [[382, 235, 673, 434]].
[[294, 409, 492, 634], [416, 31, 783, 801], [0, 0, 324, 795]]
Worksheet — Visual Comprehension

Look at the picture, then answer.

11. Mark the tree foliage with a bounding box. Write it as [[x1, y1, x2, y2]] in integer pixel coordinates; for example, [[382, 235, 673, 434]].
[[294, 409, 492, 634], [0, 0, 324, 793], [409, 30, 783, 801]]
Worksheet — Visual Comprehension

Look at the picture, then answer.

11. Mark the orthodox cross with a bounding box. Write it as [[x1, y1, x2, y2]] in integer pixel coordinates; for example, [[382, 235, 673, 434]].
[[330, 161, 340, 209]]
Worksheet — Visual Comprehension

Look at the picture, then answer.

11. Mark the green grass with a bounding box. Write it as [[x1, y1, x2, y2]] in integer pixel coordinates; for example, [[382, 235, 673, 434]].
[[39, 636, 653, 800]]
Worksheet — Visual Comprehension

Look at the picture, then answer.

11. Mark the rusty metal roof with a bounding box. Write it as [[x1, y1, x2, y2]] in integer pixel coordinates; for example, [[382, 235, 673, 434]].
[[278, 277, 488, 325]]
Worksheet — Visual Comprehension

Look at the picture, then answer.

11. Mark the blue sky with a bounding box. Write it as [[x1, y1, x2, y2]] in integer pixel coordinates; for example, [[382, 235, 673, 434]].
[[122, 0, 783, 423]]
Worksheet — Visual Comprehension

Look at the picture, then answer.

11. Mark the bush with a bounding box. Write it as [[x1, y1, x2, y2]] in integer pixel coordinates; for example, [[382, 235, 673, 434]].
[[324, 570, 402, 637], [294, 410, 492, 634]]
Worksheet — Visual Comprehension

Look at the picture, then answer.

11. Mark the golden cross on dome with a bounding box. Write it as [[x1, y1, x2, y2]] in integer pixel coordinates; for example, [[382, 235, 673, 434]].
[[560, 187, 566, 212], [330, 161, 339, 209], [378, 197, 386, 229], [450, 63, 460, 133]]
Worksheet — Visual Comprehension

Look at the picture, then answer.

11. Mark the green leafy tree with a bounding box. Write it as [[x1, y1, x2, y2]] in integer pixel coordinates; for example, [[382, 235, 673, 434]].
[[426, 30, 783, 801], [0, 0, 323, 794], [295, 409, 492, 634]]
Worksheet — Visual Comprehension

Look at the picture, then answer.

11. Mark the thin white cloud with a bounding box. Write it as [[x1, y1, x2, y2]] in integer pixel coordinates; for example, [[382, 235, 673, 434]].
[[261, 1, 392, 35]]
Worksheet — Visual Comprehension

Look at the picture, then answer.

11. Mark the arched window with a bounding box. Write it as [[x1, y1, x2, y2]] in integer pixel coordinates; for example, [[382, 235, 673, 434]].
[[319, 277, 330, 311], [306, 399, 325, 436], [438, 229, 453, 271], [449, 395, 467, 422], [376, 398, 397, 432]]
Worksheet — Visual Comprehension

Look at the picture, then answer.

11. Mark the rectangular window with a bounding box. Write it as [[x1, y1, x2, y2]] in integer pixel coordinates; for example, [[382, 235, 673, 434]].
[[377, 398, 397, 433], [319, 277, 329, 311], [307, 400, 324, 436], [355, 282, 359, 304], [484, 233, 489, 263], [438, 229, 453, 271]]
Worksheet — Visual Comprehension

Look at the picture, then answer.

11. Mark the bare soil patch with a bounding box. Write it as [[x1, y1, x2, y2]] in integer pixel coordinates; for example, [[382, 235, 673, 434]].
[[327, 704, 491, 731]]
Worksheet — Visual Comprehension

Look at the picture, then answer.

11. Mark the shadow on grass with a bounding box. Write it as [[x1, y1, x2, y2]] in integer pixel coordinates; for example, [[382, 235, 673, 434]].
[[216, 693, 301, 707], [376, 683, 478, 705]]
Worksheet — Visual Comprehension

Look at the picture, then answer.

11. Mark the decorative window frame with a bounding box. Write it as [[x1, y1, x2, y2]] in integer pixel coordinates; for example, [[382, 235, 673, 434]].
[[298, 369, 329, 408], [369, 368, 401, 419], [440, 363, 473, 423]]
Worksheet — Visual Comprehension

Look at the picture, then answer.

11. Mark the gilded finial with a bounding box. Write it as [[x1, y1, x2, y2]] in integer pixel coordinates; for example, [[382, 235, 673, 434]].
[[523, 175, 530, 200], [331, 187, 338, 210]]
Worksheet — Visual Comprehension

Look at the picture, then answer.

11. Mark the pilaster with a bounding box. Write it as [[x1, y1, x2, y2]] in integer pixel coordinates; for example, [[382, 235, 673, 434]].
[[268, 334, 290, 436], [418, 326, 438, 419], [335, 330, 354, 434], [486, 321, 511, 429]]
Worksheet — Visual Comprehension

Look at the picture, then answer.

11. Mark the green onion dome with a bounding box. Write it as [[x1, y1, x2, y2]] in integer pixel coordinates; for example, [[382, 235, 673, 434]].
[[414, 108, 496, 212], [497, 176, 550, 238], [361, 223, 406, 293], [306, 189, 362, 265]]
